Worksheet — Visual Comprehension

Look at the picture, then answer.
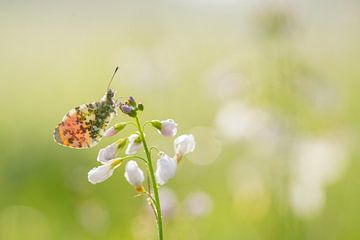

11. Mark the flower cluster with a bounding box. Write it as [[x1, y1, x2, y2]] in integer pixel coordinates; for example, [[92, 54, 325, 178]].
[[87, 97, 195, 192], [119, 96, 144, 117]]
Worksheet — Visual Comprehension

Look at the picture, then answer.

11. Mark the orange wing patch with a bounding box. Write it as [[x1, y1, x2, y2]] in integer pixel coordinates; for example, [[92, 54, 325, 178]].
[[53, 101, 115, 149], [53, 106, 94, 148], [53, 89, 117, 149]]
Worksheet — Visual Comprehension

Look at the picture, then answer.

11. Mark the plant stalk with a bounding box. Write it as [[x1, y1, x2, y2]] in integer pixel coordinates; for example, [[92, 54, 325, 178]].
[[135, 115, 164, 240]]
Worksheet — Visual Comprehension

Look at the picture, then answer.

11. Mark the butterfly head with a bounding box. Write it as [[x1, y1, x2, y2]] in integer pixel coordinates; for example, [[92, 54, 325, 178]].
[[101, 89, 116, 103], [104, 67, 118, 103], [106, 89, 115, 100]]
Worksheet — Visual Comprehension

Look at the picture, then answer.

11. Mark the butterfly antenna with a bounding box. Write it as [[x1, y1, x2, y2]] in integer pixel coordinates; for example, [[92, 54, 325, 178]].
[[107, 66, 119, 90]]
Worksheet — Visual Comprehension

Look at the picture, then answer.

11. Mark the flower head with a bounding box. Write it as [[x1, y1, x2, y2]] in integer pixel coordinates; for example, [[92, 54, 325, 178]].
[[119, 96, 144, 117], [158, 119, 178, 137], [155, 153, 177, 185], [124, 160, 145, 190], [174, 134, 195, 161], [88, 159, 121, 184], [151, 119, 178, 137], [125, 133, 142, 155]]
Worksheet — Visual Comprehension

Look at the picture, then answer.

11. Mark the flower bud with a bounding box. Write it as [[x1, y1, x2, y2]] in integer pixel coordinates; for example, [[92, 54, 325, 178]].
[[103, 122, 127, 137], [155, 153, 177, 185], [124, 160, 144, 188], [174, 134, 195, 161], [120, 104, 132, 114], [138, 103, 144, 111], [128, 96, 136, 106], [159, 119, 177, 137], [103, 126, 117, 137], [125, 134, 142, 155]]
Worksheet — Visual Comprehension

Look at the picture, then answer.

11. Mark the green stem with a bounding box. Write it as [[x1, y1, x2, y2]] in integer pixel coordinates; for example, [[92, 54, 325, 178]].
[[150, 146, 162, 154], [135, 115, 164, 240], [118, 155, 147, 164]]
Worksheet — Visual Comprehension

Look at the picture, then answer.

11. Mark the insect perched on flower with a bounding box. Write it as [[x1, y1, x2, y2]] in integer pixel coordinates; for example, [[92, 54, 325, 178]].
[[53, 67, 119, 149], [53, 69, 195, 240]]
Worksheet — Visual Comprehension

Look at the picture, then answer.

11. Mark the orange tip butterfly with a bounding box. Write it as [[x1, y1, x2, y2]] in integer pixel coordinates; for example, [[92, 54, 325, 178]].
[[53, 67, 119, 149]]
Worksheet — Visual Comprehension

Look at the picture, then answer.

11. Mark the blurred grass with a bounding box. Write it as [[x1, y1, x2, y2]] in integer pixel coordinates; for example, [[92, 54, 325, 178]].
[[1, 0, 360, 239]]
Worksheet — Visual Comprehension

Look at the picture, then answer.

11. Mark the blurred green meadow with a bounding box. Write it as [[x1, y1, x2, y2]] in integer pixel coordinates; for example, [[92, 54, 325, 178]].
[[1, 0, 360, 239]]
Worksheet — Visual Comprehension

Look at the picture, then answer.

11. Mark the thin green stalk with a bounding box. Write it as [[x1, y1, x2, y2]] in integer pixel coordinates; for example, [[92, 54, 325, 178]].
[[135, 115, 164, 240], [118, 155, 147, 164]]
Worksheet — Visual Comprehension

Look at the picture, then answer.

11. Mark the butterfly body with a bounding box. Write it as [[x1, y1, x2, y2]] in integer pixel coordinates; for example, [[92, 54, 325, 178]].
[[53, 89, 117, 149]]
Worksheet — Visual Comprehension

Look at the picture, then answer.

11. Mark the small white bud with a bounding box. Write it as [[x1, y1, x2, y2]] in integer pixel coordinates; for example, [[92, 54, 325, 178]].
[[97, 142, 118, 163], [159, 119, 177, 137], [103, 126, 117, 137], [103, 123, 127, 137], [125, 134, 142, 155], [174, 134, 196, 160], [124, 160, 144, 187], [155, 153, 177, 185]]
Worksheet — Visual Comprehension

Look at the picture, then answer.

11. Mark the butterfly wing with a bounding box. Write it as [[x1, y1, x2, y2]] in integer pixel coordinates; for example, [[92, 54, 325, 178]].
[[53, 101, 115, 149]]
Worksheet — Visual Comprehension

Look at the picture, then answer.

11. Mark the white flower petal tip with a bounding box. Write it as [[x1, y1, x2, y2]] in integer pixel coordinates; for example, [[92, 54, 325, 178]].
[[97, 142, 118, 163], [159, 119, 178, 137], [174, 134, 196, 161], [155, 154, 177, 185], [125, 134, 142, 155], [124, 160, 145, 187], [88, 164, 114, 184]]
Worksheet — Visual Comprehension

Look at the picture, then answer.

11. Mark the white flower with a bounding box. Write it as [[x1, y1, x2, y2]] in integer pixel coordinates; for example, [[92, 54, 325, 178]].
[[97, 142, 118, 163], [125, 134, 142, 155], [155, 153, 177, 185], [159, 119, 177, 137], [88, 159, 120, 184], [174, 134, 195, 160], [124, 160, 144, 187]]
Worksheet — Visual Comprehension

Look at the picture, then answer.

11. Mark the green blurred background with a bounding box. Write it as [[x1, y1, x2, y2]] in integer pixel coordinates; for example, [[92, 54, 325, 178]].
[[1, 0, 360, 239]]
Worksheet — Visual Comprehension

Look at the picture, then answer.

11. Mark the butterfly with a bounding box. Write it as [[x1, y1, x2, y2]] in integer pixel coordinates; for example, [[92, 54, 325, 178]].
[[53, 67, 119, 149]]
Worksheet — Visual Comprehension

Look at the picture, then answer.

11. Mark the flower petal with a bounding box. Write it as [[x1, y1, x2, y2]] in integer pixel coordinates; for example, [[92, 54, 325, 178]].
[[174, 134, 196, 159], [155, 153, 177, 185], [88, 164, 114, 184], [124, 160, 144, 187]]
